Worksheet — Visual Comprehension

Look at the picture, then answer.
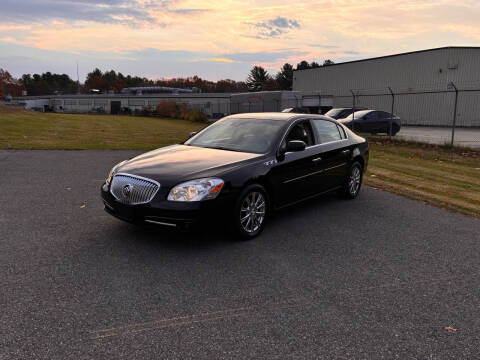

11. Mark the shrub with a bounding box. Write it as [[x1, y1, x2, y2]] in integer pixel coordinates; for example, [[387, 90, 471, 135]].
[[187, 109, 208, 122], [156, 100, 178, 118], [156, 100, 207, 122]]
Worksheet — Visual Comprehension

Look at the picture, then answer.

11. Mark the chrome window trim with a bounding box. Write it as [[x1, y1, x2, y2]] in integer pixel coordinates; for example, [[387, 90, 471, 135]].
[[284, 138, 349, 156], [278, 117, 349, 155]]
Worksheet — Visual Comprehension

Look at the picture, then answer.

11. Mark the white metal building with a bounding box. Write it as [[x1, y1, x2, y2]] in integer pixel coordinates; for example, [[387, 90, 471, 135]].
[[293, 47, 480, 127], [14, 93, 231, 117]]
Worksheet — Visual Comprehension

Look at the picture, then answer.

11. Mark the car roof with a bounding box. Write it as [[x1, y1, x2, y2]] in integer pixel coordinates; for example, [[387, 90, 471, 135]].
[[350, 110, 373, 116], [225, 112, 333, 122]]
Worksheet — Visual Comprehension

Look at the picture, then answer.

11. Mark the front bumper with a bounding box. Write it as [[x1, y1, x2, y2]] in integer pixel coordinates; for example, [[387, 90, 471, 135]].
[[101, 183, 235, 231]]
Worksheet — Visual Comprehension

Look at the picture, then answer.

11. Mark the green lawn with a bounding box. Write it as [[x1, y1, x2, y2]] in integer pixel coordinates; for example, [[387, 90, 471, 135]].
[[0, 105, 206, 150], [365, 139, 480, 219]]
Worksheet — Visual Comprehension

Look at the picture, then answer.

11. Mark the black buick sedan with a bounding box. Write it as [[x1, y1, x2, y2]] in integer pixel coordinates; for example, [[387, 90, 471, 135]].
[[101, 113, 369, 239]]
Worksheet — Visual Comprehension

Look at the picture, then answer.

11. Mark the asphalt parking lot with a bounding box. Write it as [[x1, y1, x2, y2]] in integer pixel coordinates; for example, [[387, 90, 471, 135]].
[[2, 150, 480, 359], [397, 126, 480, 148]]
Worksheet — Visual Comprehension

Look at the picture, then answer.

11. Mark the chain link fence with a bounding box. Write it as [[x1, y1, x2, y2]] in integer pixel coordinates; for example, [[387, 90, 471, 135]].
[[332, 83, 480, 148]]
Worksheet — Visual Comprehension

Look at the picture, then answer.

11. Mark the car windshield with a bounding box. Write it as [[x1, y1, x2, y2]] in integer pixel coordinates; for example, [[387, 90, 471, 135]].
[[185, 117, 286, 154], [324, 108, 344, 118], [344, 110, 371, 119]]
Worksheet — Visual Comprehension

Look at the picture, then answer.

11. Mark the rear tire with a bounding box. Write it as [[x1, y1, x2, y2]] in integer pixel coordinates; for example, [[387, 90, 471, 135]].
[[232, 184, 269, 240], [340, 162, 363, 199]]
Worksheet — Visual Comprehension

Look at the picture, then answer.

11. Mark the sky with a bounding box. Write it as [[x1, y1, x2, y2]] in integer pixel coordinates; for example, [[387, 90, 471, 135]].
[[1, 0, 480, 81]]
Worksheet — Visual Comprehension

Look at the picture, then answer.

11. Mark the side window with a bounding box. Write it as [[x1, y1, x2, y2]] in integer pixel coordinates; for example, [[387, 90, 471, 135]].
[[285, 120, 315, 147], [366, 112, 378, 120], [311, 120, 342, 143]]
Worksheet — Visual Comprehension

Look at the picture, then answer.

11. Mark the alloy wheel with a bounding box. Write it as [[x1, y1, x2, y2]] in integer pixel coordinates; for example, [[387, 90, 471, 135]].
[[348, 166, 362, 196], [240, 191, 266, 234]]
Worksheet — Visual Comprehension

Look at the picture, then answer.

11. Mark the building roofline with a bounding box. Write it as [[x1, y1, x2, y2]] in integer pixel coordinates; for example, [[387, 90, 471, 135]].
[[13, 93, 232, 100], [293, 46, 480, 72]]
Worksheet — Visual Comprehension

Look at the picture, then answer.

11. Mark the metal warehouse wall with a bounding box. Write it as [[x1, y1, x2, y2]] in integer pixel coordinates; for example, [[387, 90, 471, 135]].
[[230, 91, 304, 113], [293, 47, 480, 127]]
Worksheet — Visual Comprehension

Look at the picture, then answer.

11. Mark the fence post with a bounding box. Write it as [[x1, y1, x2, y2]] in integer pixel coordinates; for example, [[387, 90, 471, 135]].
[[388, 86, 395, 139], [449, 82, 458, 147], [350, 89, 355, 132]]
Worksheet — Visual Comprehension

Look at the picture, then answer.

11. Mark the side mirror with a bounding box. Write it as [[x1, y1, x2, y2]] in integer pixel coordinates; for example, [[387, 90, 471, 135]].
[[286, 140, 306, 152], [188, 131, 198, 138]]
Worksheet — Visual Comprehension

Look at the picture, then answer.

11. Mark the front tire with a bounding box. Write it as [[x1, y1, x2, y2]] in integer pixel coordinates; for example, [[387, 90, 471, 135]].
[[341, 162, 363, 199], [232, 184, 268, 240]]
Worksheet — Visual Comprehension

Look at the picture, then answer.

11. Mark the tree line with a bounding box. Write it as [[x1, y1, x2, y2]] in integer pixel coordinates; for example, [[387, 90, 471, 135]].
[[0, 59, 333, 97]]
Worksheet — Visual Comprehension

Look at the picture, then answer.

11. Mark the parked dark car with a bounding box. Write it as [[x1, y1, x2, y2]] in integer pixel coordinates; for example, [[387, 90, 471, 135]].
[[281, 107, 311, 114], [338, 110, 401, 135], [324, 107, 367, 119], [101, 113, 369, 239]]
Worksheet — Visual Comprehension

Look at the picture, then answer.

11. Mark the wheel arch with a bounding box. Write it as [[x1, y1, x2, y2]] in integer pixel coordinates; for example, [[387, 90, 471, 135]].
[[352, 155, 365, 172], [243, 176, 274, 210]]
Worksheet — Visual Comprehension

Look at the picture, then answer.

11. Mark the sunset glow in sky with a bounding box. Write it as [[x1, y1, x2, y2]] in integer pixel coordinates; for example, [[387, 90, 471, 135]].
[[1, 0, 479, 81]]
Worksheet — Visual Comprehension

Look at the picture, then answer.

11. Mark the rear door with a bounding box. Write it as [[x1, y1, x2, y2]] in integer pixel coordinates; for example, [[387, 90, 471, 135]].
[[310, 119, 350, 190]]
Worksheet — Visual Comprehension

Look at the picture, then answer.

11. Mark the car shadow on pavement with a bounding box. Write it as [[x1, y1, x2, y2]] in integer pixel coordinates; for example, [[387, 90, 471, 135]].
[[112, 220, 239, 251], [106, 191, 344, 253], [269, 191, 341, 223]]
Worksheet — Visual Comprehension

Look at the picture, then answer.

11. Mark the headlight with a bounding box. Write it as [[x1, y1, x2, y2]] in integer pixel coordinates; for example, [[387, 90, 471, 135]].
[[168, 178, 224, 202], [106, 160, 127, 185]]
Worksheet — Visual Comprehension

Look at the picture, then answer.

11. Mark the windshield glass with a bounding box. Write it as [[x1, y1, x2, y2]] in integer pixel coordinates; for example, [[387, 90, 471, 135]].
[[324, 108, 344, 118], [345, 110, 371, 119], [185, 118, 286, 154]]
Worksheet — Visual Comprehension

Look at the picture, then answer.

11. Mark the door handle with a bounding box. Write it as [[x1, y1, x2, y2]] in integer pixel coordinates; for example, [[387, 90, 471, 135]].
[[342, 149, 350, 154], [312, 157, 322, 162]]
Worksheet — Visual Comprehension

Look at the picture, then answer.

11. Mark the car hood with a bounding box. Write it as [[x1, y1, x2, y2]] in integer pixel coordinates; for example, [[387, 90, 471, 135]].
[[116, 144, 263, 184]]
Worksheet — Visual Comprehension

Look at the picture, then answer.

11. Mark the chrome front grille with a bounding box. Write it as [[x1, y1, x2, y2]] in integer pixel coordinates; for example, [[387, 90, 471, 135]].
[[110, 173, 160, 205]]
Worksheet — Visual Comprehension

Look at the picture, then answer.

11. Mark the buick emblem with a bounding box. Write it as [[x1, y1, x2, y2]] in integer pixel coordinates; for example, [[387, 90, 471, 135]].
[[122, 184, 133, 197]]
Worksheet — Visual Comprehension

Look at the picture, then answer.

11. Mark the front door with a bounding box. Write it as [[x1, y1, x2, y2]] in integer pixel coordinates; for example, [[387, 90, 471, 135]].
[[270, 120, 320, 207], [360, 111, 379, 133]]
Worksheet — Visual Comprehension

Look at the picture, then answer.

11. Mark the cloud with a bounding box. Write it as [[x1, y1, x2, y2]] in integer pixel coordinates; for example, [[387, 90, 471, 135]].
[[210, 58, 236, 63], [251, 16, 300, 39], [222, 50, 307, 63], [309, 44, 339, 49], [169, 8, 210, 14], [0, 0, 158, 26]]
